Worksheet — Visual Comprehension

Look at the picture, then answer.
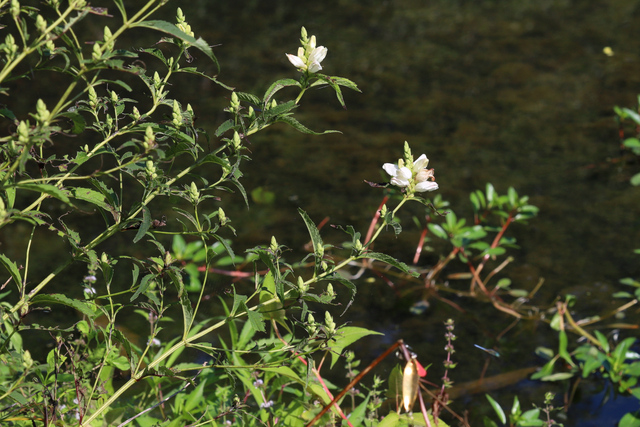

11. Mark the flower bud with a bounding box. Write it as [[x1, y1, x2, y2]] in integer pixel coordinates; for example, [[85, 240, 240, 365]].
[[145, 160, 157, 179], [153, 71, 162, 90], [10, 0, 20, 19], [189, 181, 200, 201], [229, 92, 240, 112], [171, 99, 182, 127], [354, 239, 363, 252], [307, 313, 317, 335], [297, 276, 309, 293], [110, 90, 118, 104], [92, 42, 103, 60], [35, 99, 49, 125], [403, 141, 414, 166], [269, 236, 278, 253], [3, 34, 18, 59], [143, 125, 155, 150], [326, 283, 335, 299], [103, 26, 113, 50], [218, 207, 227, 226], [314, 242, 324, 258], [232, 131, 242, 151], [36, 15, 47, 33], [17, 120, 29, 144], [132, 106, 141, 121], [88, 86, 98, 109], [324, 311, 336, 334]]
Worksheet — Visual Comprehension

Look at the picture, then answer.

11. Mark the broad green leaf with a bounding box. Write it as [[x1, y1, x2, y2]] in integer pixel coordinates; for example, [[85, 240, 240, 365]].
[[72, 187, 111, 211], [31, 294, 96, 317], [17, 183, 70, 204], [329, 326, 382, 368]]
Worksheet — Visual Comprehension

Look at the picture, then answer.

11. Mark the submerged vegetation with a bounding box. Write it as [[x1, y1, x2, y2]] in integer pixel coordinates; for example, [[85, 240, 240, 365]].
[[0, 1, 639, 426]]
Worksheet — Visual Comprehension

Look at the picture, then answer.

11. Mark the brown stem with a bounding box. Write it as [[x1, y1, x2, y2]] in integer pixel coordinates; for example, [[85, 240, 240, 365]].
[[305, 340, 403, 426]]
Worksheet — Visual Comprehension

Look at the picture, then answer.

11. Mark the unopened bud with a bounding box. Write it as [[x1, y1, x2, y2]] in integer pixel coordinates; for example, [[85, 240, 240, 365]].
[[35, 99, 50, 125], [269, 236, 278, 253], [324, 311, 336, 334], [297, 276, 308, 293], [232, 131, 242, 150], [218, 207, 227, 225], [326, 283, 335, 298]]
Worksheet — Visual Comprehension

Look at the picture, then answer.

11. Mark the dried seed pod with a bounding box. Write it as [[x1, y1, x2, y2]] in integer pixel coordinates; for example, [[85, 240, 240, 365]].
[[402, 359, 419, 412]]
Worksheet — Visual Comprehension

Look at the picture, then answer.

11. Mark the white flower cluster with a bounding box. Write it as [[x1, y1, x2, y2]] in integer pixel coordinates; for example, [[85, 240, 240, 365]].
[[286, 27, 327, 74], [383, 153, 438, 193]]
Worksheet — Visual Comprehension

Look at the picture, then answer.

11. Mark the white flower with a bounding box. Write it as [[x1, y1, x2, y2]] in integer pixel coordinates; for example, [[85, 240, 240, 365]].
[[286, 34, 327, 73], [383, 154, 438, 193]]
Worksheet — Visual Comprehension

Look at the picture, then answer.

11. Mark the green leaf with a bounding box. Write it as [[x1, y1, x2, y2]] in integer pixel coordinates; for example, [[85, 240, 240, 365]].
[[276, 114, 340, 135], [428, 223, 448, 239], [619, 411, 640, 427], [59, 111, 86, 134], [133, 20, 219, 71], [539, 372, 576, 381], [485, 394, 506, 424], [263, 78, 301, 105], [298, 208, 324, 264], [130, 274, 154, 302], [243, 302, 265, 333], [72, 187, 111, 211], [133, 205, 152, 243], [259, 271, 285, 323], [31, 294, 96, 317], [530, 359, 555, 380], [359, 251, 418, 277], [0, 254, 22, 288], [16, 183, 70, 204], [329, 326, 382, 368], [558, 330, 576, 367]]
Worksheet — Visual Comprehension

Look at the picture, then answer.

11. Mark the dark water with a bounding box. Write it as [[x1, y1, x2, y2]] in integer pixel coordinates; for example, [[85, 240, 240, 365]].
[[7, 0, 640, 425]]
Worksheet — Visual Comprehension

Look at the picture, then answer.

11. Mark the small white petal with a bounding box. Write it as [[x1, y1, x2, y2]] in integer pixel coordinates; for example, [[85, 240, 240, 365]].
[[396, 166, 412, 181], [413, 154, 429, 171], [415, 181, 439, 192], [309, 46, 327, 64], [308, 61, 322, 73], [286, 54, 306, 69], [383, 163, 400, 177], [391, 176, 410, 187]]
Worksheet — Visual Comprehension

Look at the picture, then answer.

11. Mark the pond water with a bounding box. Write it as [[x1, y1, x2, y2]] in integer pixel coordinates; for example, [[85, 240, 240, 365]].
[[7, 0, 640, 425]]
